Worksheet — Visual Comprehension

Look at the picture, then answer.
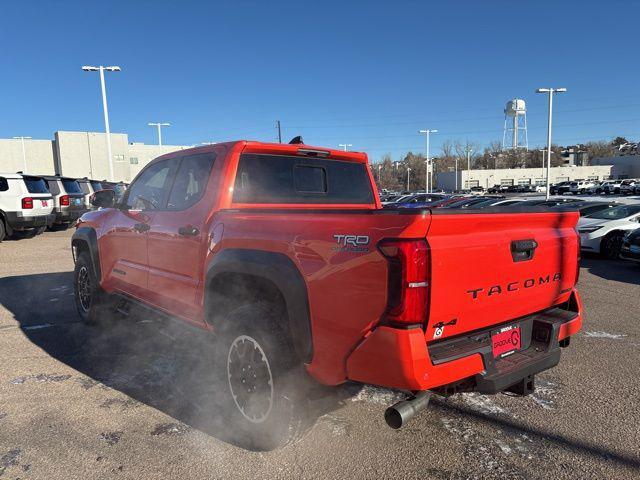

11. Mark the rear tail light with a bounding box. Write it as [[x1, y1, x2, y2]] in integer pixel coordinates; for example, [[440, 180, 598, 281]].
[[378, 239, 430, 326], [22, 197, 33, 209], [60, 195, 70, 206]]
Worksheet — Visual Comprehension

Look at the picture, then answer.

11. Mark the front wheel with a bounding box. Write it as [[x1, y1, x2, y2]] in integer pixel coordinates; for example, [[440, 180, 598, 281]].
[[216, 303, 311, 451], [74, 251, 113, 325], [601, 232, 624, 259]]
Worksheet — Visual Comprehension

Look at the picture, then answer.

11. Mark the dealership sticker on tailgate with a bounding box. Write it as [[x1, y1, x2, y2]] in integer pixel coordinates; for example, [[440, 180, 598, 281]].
[[492, 325, 521, 358]]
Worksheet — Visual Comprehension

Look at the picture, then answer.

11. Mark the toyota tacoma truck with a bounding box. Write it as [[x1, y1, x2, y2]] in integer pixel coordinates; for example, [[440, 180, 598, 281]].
[[71, 140, 583, 450]]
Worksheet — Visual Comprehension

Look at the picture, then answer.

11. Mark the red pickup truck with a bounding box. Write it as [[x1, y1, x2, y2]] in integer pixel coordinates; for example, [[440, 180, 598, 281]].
[[72, 140, 583, 450]]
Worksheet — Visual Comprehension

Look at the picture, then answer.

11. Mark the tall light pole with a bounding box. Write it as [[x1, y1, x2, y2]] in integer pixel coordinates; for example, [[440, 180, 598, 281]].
[[82, 65, 121, 181], [454, 157, 459, 192], [148, 122, 171, 146], [338, 143, 353, 151], [13, 136, 31, 172], [536, 87, 567, 199], [464, 145, 473, 191], [419, 129, 437, 193], [407, 167, 411, 191], [423, 160, 429, 192]]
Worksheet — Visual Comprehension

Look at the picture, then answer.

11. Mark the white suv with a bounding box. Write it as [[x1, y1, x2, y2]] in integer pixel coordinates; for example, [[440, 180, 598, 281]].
[[0, 173, 55, 241], [571, 180, 596, 194], [41, 176, 88, 230]]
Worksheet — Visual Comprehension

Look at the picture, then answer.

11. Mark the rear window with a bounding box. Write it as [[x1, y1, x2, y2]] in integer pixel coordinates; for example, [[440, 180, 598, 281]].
[[61, 179, 83, 194], [90, 181, 103, 191], [44, 179, 60, 195], [0, 177, 7, 192], [78, 182, 91, 194], [23, 176, 48, 193], [233, 154, 374, 204]]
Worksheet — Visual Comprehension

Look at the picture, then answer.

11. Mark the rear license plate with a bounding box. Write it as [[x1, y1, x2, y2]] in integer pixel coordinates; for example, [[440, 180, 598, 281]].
[[631, 245, 640, 253], [492, 325, 521, 358], [41, 200, 48, 207]]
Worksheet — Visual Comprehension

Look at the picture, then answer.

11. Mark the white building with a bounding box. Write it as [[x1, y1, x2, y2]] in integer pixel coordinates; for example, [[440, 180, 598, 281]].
[[0, 131, 192, 182], [590, 155, 640, 179], [436, 165, 614, 191]]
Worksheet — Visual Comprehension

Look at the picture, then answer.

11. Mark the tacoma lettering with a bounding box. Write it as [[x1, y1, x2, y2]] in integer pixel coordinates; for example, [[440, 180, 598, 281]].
[[466, 273, 562, 300]]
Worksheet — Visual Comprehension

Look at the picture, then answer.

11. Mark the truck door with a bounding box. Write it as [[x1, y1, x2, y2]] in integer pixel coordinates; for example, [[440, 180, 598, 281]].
[[99, 159, 177, 300], [146, 150, 218, 323]]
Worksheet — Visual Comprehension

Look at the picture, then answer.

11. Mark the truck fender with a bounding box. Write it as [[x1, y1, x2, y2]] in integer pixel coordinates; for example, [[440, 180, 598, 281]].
[[71, 227, 102, 281], [205, 248, 313, 363]]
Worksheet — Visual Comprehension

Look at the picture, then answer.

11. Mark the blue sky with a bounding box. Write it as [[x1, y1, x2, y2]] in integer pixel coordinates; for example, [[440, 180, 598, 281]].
[[1, 0, 639, 162]]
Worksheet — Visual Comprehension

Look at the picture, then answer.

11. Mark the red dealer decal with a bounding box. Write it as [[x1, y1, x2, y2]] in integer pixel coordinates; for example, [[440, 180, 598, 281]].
[[492, 325, 521, 358]]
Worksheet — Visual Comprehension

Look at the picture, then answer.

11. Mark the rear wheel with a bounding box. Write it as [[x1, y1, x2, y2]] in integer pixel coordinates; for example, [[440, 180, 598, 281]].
[[601, 232, 624, 259], [214, 303, 310, 451], [0, 220, 5, 242], [74, 251, 113, 325]]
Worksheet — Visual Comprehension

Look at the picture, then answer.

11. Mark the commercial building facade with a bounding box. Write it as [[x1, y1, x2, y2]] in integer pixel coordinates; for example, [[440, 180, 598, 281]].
[[590, 155, 640, 179], [436, 165, 614, 191], [0, 131, 191, 182]]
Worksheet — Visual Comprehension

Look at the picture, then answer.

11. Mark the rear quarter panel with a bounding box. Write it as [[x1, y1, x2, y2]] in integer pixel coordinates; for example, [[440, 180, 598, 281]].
[[210, 209, 431, 385]]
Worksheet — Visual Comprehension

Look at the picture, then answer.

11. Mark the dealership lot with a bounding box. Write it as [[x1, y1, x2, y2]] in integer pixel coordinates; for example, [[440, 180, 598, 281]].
[[0, 230, 639, 479]]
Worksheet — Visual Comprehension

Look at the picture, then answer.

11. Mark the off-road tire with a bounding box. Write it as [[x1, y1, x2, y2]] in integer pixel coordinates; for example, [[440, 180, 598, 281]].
[[73, 251, 114, 325], [214, 303, 311, 451], [601, 232, 624, 260]]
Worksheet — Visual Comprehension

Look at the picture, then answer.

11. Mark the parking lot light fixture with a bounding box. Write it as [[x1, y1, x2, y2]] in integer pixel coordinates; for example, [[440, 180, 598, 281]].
[[536, 87, 567, 200], [82, 65, 121, 181], [12, 136, 32, 172], [148, 122, 171, 146], [407, 167, 411, 191], [338, 143, 353, 151]]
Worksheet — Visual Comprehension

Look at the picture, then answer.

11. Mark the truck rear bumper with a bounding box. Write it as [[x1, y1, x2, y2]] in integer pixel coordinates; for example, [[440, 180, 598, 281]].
[[346, 288, 582, 392]]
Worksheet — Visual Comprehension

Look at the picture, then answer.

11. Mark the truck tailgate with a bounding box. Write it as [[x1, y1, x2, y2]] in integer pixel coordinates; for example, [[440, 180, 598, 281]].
[[426, 210, 579, 342]]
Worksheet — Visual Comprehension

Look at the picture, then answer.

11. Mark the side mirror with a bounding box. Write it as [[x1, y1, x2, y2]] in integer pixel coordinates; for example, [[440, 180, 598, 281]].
[[91, 189, 116, 208]]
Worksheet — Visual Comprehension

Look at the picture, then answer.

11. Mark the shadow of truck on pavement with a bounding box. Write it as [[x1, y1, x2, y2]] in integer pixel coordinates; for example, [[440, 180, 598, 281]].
[[0, 271, 350, 450]]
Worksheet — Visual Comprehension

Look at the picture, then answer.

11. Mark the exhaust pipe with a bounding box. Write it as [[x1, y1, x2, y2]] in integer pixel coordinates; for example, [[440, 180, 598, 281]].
[[384, 391, 432, 429]]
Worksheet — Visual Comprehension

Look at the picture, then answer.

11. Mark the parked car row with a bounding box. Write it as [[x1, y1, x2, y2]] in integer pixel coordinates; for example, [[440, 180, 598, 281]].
[[381, 190, 640, 261], [549, 179, 640, 196], [0, 171, 127, 242]]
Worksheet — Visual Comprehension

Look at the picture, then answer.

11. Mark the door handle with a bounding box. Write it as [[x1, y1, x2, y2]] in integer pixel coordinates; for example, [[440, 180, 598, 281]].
[[133, 223, 150, 233], [511, 239, 538, 262], [178, 225, 200, 237]]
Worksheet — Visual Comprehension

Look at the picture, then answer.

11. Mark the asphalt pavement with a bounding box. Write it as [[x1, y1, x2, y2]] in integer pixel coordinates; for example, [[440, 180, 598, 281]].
[[0, 230, 639, 479]]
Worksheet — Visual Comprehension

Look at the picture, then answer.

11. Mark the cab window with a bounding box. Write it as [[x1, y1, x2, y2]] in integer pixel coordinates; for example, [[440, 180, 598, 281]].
[[166, 153, 216, 210], [125, 160, 175, 210]]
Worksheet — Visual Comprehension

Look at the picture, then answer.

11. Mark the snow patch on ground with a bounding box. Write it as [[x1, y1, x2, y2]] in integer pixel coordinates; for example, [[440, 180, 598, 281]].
[[351, 385, 406, 406], [458, 393, 507, 415], [529, 379, 557, 410], [583, 331, 627, 340]]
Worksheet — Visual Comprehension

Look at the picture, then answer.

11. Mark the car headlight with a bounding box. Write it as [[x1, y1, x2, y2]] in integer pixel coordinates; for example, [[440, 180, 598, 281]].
[[578, 226, 603, 233]]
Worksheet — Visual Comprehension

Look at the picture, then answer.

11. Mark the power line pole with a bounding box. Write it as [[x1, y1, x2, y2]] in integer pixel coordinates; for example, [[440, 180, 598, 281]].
[[536, 87, 567, 200], [407, 167, 411, 191], [276, 120, 282, 143]]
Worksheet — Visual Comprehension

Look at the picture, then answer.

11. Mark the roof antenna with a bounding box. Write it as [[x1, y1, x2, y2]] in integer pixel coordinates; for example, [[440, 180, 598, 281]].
[[289, 136, 304, 145]]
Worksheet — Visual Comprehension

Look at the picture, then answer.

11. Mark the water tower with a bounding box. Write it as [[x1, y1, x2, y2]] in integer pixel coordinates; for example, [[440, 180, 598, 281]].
[[502, 99, 528, 150]]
